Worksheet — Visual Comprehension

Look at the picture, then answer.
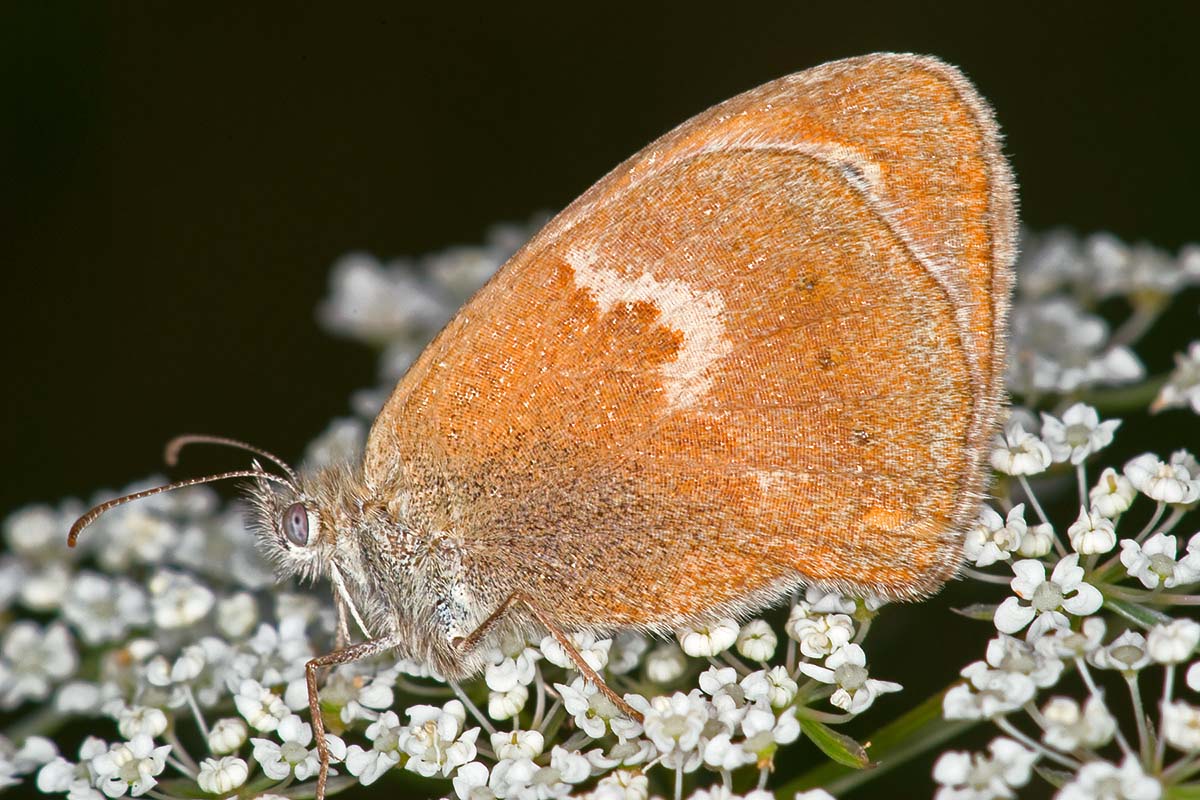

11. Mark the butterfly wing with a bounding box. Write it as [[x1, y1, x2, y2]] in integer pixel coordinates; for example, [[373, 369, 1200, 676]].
[[364, 53, 1015, 628]]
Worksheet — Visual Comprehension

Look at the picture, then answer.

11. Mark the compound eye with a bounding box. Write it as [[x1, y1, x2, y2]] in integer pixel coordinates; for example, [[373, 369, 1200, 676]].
[[282, 502, 310, 547]]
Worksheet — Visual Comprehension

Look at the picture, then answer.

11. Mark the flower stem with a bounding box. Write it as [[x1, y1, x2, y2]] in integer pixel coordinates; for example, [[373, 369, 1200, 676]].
[[1125, 674, 1153, 765]]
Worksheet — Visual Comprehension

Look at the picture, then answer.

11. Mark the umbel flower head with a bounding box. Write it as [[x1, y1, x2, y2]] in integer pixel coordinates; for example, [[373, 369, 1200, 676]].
[[2, 225, 1199, 800]]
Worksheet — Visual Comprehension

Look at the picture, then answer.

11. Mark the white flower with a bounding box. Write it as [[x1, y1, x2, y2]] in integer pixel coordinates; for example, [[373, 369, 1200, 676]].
[[1190, 661, 1200, 692], [206, 718, 248, 755], [488, 683, 529, 721], [945, 635, 1061, 721], [794, 792, 837, 800], [484, 647, 537, 693], [589, 769, 649, 800], [402, 700, 479, 778], [547, 746, 590, 784], [1067, 507, 1117, 554], [147, 570, 214, 629], [55, 681, 106, 715], [1056, 754, 1161, 800], [215, 592, 259, 639], [318, 251, 461, 345], [706, 700, 796, 771], [1161, 700, 1200, 751], [1145, 619, 1200, 664], [1040, 695, 1115, 750], [788, 611, 854, 659], [20, 562, 72, 612], [584, 740, 654, 772], [990, 420, 1052, 476], [89, 491, 180, 572], [799, 644, 901, 714], [1121, 533, 1199, 588], [540, 632, 612, 673], [701, 730, 755, 772], [736, 620, 777, 662], [320, 665, 394, 725], [1090, 631, 1151, 673], [0, 735, 56, 789], [116, 707, 168, 740], [932, 737, 1037, 800], [484, 758, 533, 797], [1090, 467, 1137, 518], [630, 690, 710, 771], [61, 573, 150, 645], [37, 737, 107, 798], [1039, 617, 1107, 660], [250, 714, 345, 782], [1018, 523, 1056, 557], [677, 619, 739, 657], [1124, 453, 1200, 505], [698, 665, 740, 698], [35, 756, 85, 795], [145, 643, 205, 687], [557, 678, 626, 740], [986, 634, 1065, 687], [241, 617, 312, 687], [743, 703, 799, 753], [4, 503, 78, 560], [0, 621, 77, 709], [234, 680, 289, 732], [344, 710, 406, 785], [741, 666, 799, 709], [452, 760, 490, 800], [1184, 531, 1200, 575], [607, 631, 649, 676], [1085, 233, 1192, 296], [994, 555, 1102, 639], [1007, 297, 1144, 394], [1153, 340, 1200, 414], [91, 735, 171, 798], [804, 587, 858, 614], [1041, 403, 1120, 465], [196, 756, 248, 794], [489, 748, 589, 798], [783, 600, 818, 640], [490, 730, 544, 761], [965, 504, 1028, 566], [644, 644, 687, 683]]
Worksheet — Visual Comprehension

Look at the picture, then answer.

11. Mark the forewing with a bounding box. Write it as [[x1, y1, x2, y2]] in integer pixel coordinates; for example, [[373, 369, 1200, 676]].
[[364, 54, 1015, 625]]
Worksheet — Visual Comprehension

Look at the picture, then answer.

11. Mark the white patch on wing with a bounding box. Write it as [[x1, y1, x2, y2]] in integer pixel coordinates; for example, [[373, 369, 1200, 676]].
[[567, 249, 731, 409], [753, 469, 812, 494]]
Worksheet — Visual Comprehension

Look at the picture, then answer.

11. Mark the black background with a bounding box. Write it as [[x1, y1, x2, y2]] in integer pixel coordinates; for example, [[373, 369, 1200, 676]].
[[5, 4, 1198, 512], [3, 4, 1198, 796]]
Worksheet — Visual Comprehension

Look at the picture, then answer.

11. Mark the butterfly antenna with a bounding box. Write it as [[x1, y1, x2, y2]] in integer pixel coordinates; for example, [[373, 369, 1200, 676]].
[[67, 469, 294, 547], [164, 434, 299, 485]]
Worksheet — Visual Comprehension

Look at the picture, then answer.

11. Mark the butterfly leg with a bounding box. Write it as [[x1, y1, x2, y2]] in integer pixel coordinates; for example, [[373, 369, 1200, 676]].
[[306, 634, 405, 800], [333, 595, 352, 650], [453, 589, 644, 724]]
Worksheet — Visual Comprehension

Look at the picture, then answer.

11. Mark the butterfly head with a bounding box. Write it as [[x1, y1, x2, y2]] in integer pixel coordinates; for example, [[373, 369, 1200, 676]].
[[66, 435, 371, 588], [245, 461, 373, 586]]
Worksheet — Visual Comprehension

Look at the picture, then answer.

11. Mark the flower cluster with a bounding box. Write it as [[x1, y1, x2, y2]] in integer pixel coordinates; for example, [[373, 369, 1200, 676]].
[[937, 230, 1200, 800], [3, 225, 1197, 800]]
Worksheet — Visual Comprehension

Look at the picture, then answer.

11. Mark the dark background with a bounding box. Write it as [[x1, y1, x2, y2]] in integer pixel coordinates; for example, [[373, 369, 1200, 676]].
[[2, 4, 1198, 796], [5, 4, 1198, 513]]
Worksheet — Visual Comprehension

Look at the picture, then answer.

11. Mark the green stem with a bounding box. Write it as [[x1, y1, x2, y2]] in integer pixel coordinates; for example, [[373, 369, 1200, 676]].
[[1080, 375, 1169, 413], [777, 684, 976, 796]]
